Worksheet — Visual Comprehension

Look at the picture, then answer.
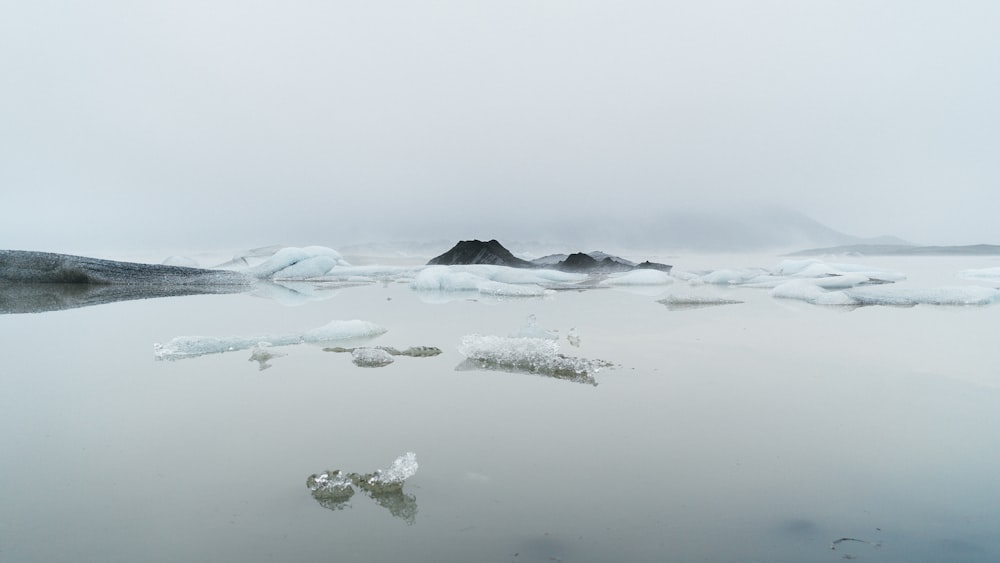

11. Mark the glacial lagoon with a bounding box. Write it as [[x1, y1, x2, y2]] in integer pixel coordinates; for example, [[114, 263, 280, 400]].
[[1, 250, 999, 562]]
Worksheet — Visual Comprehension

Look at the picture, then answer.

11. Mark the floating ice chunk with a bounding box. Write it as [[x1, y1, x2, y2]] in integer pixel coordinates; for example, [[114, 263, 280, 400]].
[[772, 280, 999, 307], [306, 453, 420, 522], [771, 280, 857, 306], [959, 267, 1000, 283], [306, 470, 355, 505], [351, 347, 395, 367], [845, 285, 999, 306], [272, 255, 340, 279], [154, 319, 387, 360], [511, 314, 558, 340], [457, 334, 611, 384], [775, 259, 906, 282], [410, 266, 553, 297], [699, 268, 770, 285], [368, 452, 419, 487], [598, 269, 674, 286], [245, 246, 351, 278], [248, 342, 285, 371]]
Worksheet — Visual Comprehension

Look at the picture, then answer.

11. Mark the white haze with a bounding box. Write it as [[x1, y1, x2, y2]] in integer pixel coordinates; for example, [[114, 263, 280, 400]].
[[2, 1, 999, 254]]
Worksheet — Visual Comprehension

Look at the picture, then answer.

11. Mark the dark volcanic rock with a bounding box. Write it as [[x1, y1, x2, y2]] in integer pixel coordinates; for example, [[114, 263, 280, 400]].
[[427, 240, 673, 273], [427, 240, 535, 268], [556, 253, 634, 273]]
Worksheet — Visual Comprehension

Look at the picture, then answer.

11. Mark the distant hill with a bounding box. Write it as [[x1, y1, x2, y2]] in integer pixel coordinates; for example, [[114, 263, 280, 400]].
[[427, 240, 671, 272], [786, 244, 1000, 257], [427, 239, 535, 268]]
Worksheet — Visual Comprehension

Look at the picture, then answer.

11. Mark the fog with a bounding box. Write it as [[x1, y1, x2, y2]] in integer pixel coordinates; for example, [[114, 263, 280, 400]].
[[2, 1, 999, 254]]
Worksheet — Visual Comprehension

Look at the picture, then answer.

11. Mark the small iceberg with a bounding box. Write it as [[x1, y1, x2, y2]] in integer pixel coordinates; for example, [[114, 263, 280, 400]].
[[307, 452, 419, 523], [324, 345, 442, 367], [456, 334, 611, 385], [771, 280, 1000, 307]]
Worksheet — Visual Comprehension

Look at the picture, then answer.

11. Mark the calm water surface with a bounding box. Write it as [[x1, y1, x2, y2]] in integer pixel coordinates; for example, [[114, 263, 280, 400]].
[[1, 253, 998, 562]]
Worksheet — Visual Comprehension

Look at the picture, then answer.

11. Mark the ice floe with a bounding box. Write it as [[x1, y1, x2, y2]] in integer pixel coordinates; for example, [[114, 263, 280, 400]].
[[307, 452, 419, 523], [153, 320, 387, 360], [598, 269, 675, 286], [772, 280, 999, 307], [456, 334, 611, 385], [243, 246, 351, 279], [410, 265, 584, 298]]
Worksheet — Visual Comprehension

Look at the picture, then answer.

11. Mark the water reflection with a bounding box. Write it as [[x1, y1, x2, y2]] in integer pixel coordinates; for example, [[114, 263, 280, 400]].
[[0, 282, 246, 314]]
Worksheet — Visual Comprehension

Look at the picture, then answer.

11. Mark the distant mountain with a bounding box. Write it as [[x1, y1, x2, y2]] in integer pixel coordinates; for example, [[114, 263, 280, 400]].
[[786, 244, 1000, 257], [427, 240, 671, 272], [427, 240, 535, 268]]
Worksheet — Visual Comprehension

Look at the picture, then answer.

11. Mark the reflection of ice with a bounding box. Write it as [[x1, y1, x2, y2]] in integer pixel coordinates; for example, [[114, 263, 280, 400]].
[[248, 342, 285, 371], [457, 334, 610, 385], [658, 295, 745, 311], [307, 453, 419, 524], [567, 327, 581, 347], [153, 320, 387, 360]]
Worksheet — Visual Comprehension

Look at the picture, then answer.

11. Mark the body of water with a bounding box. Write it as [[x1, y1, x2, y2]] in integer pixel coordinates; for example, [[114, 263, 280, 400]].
[[1, 252, 998, 562]]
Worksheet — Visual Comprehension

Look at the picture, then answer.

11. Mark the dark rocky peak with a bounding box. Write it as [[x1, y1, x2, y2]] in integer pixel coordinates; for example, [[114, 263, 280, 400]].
[[556, 253, 634, 273], [427, 240, 535, 268]]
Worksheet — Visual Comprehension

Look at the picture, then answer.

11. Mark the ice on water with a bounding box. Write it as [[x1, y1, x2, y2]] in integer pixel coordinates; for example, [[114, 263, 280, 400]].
[[241, 246, 351, 279], [410, 265, 585, 297], [368, 451, 419, 486], [457, 318, 612, 384], [772, 279, 999, 306], [153, 320, 388, 360]]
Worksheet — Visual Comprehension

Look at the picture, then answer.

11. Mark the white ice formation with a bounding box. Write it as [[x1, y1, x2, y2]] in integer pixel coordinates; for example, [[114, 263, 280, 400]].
[[410, 265, 586, 297], [153, 320, 388, 360], [678, 259, 906, 289], [772, 280, 999, 306], [368, 452, 419, 486], [457, 334, 611, 382], [598, 269, 675, 286], [243, 246, 352, 279], [248, 342, 286, 371]]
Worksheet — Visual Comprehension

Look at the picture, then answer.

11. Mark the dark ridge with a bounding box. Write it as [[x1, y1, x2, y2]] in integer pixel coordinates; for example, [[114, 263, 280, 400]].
[[426, 240, 535, 268], [427, 240, 672, 273], [0, 250, 251, 285], [556, 253, 634, 273]]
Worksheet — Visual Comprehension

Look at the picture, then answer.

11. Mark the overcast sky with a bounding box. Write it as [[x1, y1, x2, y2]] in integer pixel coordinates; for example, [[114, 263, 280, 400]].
[[2, 1, 999, 254]]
